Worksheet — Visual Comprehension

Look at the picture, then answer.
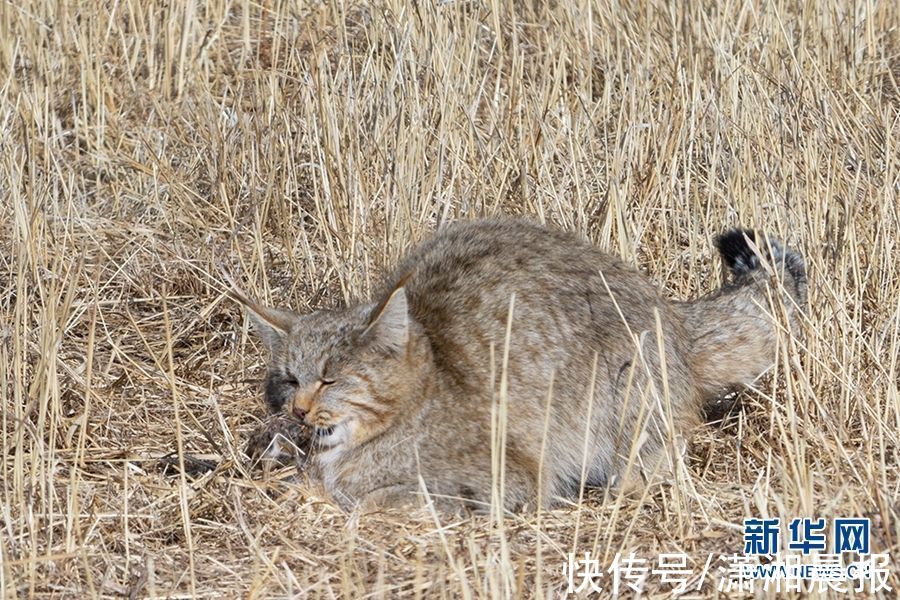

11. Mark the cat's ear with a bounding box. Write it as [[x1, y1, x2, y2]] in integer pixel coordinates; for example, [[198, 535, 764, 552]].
[[223, 273, 296, 351], [242, 301, 297, 351], [363, 286, 409, 355]]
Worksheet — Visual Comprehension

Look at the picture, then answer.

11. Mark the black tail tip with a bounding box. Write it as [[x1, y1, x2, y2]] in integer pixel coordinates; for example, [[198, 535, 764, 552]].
[[714, 227, 808, 305], [715, 228, 759, 275]]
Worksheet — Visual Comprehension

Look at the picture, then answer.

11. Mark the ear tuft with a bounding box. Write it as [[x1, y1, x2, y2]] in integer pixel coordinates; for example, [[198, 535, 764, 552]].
[[364, 287, 409, 354], [222, 272, 297, 351]]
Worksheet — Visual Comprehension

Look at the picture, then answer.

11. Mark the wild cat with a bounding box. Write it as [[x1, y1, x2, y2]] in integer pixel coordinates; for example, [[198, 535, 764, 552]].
[[231, 219, 806, 511]]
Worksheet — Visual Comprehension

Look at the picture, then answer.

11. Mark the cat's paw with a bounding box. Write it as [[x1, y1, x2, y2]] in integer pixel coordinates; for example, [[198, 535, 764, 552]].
[[245, 414, 314, 469]]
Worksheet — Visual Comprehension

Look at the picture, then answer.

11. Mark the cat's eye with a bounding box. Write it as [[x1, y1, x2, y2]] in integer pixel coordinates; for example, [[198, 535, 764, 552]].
[[319, 361, 335, 386]]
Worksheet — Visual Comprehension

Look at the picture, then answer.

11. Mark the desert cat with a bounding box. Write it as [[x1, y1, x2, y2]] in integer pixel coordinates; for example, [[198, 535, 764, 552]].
[[231, 219, 806, 511]]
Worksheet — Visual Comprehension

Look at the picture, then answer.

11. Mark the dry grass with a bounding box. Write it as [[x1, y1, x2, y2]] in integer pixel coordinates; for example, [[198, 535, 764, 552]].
[[1, 0, 898, 597]]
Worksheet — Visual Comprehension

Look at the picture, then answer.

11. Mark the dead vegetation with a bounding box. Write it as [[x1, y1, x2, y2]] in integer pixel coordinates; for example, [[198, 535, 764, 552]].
[[1, 0, 898, 597]]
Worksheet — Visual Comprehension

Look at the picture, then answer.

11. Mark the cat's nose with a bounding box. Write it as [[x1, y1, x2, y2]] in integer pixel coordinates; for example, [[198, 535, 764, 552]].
[[291, 387, 315, 421]]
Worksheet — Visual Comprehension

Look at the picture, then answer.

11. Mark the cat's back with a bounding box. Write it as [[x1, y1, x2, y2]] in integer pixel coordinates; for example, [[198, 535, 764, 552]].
[[385, 219, 667, 380], [393, 218, 658, 312], [398, 218, 609, 293]]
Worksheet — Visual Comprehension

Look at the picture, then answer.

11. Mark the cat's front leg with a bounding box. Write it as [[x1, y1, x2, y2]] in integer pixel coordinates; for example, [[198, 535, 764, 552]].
[[359, 483, 492, 514], [356, 483, 423, 511], [355, 483, 471, 513]]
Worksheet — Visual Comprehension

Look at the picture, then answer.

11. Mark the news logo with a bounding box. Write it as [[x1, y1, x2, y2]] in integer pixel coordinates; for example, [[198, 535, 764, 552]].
[[562, 516, 891, 595]]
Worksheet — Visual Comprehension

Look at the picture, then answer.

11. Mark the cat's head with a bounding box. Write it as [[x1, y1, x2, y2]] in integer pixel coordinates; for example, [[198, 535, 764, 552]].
[[232, 284, 426, 451]]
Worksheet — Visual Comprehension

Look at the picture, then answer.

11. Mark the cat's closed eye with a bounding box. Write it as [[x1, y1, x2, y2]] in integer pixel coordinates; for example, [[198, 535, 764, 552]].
[[319, 362, 336, 386]]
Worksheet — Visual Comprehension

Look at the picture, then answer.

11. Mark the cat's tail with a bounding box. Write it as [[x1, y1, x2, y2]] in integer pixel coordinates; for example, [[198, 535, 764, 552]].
[[681, 229, 807, 399]]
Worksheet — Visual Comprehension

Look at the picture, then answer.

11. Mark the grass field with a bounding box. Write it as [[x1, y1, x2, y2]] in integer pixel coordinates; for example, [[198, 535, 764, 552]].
[[1, 0, 898, 597]]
